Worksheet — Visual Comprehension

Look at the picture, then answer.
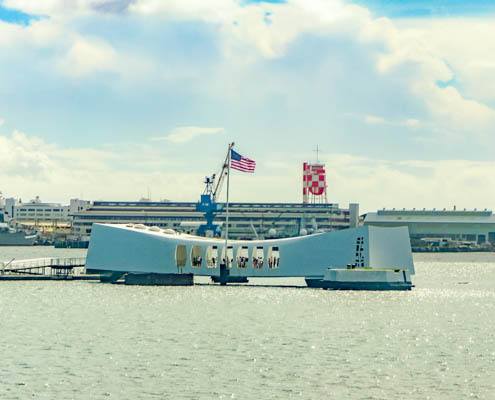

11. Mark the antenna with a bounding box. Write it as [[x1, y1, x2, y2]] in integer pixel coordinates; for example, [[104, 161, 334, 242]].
[[314, 145, 321, 163]]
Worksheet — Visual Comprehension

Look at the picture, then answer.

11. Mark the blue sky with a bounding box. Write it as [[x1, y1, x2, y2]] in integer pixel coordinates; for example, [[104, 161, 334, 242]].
[[1, 0, 495, 210], [0, 2, 37, 25], [353, 0, 495, 17], [2, 0, 494, 25]]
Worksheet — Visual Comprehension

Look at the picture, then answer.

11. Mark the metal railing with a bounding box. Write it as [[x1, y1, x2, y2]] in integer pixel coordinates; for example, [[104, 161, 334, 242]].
[[1, 257, 86, 275]]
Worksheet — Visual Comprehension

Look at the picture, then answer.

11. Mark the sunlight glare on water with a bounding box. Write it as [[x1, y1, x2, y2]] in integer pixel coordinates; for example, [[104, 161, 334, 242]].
[[0, 249, 494, 399]]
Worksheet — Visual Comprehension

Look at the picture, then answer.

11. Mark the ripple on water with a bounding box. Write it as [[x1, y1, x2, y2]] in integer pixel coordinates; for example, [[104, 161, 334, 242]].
[[0, 255, 494, 399]]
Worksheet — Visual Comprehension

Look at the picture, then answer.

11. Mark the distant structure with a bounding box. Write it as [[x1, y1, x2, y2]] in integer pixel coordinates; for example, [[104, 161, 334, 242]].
[[303, 162, 328, 204], [86, 223, 414, 287], [0, 196, 18, 222], [72, 201, 360, 241], [0, 196, 90, 228], [364, 208, 495, 246]]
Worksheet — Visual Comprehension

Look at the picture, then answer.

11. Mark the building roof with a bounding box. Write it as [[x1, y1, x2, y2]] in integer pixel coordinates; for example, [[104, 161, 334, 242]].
[[365, 209, 495, 225], [17, 202, 64, 207], [92, 201, 341, 209]]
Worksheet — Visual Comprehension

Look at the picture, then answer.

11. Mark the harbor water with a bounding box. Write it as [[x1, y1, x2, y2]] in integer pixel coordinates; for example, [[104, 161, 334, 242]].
[[0, 248, 494, 399]]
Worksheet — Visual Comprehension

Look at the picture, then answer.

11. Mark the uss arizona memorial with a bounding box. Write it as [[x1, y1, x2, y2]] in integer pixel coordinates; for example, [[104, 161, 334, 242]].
[[85, 144, 415, 289], [86, 223, 415, 289]]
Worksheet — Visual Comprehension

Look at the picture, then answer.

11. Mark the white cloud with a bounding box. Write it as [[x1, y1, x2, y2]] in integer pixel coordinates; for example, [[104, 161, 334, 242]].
[[158, 126, 225, 144], [397, 18, 495, 104], [0, 130, 56, 178], [364, 114, 386, 125], [3, 0, 133, 16], [363, 114, 421, 129], [2, 130, 495, 213], [0, 130, 203, 202], [2, 0, 495, 206], [371, 17, 495, 134], [403, 118, 420, 128], [416, 83, 495, 133], [3, 0, 495, 136], [58, 36, 118, 77], [318, 154, 495, 212], [0, 117, 4, 126]]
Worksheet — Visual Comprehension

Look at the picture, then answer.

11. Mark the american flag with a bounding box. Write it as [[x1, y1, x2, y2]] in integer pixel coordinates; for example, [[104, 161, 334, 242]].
[[230, 149, 256, 173]]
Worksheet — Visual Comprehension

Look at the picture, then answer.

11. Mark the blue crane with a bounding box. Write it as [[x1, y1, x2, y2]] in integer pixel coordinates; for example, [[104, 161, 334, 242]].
[[195, 143, 234, 237]]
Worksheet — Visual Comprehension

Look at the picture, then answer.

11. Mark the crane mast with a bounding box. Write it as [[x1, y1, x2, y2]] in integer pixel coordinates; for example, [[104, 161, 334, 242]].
[[196, 143, 234, 237]]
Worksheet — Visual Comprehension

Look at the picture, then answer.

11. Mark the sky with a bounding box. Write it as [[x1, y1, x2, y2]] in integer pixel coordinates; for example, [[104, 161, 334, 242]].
[[1, 0, 495, 212]]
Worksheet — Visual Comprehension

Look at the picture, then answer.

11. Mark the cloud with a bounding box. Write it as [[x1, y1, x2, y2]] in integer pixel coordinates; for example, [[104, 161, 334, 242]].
[[0, 117, 4, 126], [0, 130, 203, 202], [403, 118, 420, 128], [3, 0, 135, 16], [396, 18, 495, 104], [156, 126, 225, 144], [323, 154, 495, 213], [3, 1, 495, 134], [364, 114, 386, 125], [2, 130, 495, 214], [91, 0, 135, 13], [1, 0, 495, 204], [363, 114, 421, 128], [0, 130, 56, 178], [58, 36, 118, 77]]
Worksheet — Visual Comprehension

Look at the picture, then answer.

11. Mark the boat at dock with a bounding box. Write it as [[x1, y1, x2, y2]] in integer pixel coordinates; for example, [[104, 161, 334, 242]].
[[0, 223, 37, 246]]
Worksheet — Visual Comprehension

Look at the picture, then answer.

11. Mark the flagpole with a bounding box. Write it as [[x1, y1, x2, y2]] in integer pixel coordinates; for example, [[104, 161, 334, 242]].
[[221, 142, 238, 285], [224, 143, 232, 269]]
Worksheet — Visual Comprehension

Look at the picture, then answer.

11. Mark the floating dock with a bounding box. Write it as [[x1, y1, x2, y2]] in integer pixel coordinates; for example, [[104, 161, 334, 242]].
[[306, 268, 413, 290], [0, 257, 99, 281], [0, 275, 99, 281]]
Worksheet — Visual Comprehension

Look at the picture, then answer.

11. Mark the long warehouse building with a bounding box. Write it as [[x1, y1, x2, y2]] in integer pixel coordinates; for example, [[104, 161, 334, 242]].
[[72, 201, 360, 240], [364, 208, 495, 245]]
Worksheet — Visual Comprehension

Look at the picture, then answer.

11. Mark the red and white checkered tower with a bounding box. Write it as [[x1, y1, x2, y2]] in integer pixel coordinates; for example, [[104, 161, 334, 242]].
[[303, 161, 328, 204]]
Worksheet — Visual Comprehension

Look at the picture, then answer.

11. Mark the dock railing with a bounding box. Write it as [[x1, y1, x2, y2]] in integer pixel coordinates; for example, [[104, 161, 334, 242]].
[[0, 257, 86, 276]]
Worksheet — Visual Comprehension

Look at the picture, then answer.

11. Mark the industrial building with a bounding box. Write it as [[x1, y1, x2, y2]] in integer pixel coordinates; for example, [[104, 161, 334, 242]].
[[72, 201, 360, 240], [1, 196, 91, 227], [364, 208, 495, 247], [14, 199, 69, 226], [12, 198, 90, 227], [71, 158, 360, 241]]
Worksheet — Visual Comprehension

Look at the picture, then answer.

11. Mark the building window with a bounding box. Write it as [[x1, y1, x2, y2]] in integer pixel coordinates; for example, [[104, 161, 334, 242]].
[[175, 245, 187, 268], [267, 246, 280, 269], [253, 246, 264, 269], [191, 245, 203, 268], [237, 246, 249, 268]]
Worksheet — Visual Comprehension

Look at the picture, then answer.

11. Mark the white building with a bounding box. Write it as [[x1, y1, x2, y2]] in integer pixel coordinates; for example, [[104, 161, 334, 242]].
[[0, 197, 18, 222], [69, 199, 92, 215], [14, 198, 69, 226], [12, 197, 91, 227]]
